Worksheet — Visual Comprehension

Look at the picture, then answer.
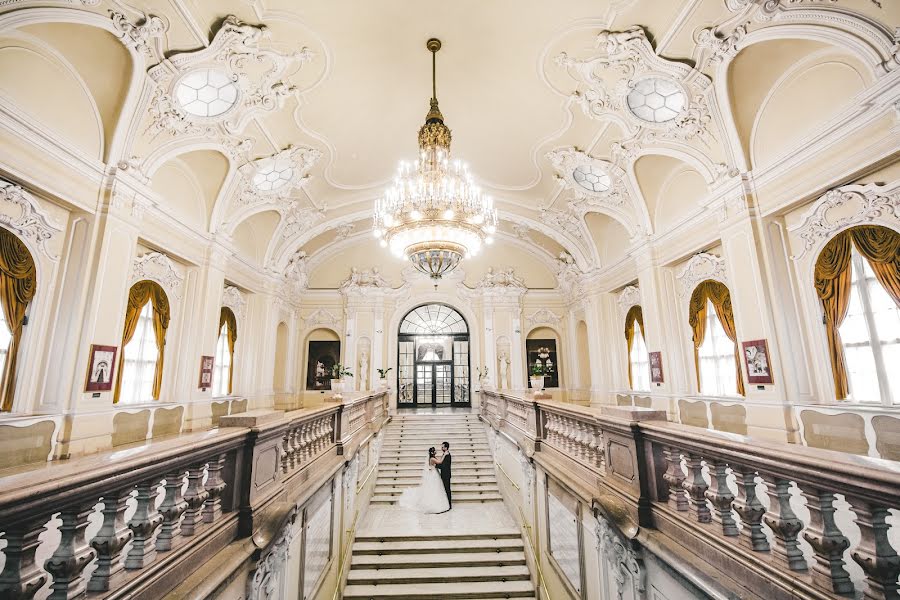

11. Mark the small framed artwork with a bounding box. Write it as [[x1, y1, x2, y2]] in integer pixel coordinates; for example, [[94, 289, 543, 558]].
[[649, 351, 664, 384], [199, 355, 214, 390], [742, 339, 774, 385], [85, 345, 117, 392]]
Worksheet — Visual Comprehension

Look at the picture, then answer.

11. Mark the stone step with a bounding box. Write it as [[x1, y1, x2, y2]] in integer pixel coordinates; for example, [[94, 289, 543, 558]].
[[342, 580, 535, 599], [350, 551, 527, 569], [373, 484, 499, 494], [355, 531, 521, 543], [347, 565, 531, 585], [369, 493, 503, 505], [353, 537, 523, 555], [376, 475, 496, 484]]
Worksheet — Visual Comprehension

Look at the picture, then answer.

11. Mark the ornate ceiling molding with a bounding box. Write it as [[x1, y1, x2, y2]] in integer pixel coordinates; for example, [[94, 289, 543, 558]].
[[556, 27, 714, 142], [235, 145, 322, 210], [0, 180, 63, 260], [617, 285, 641, 316], [284, 249, 309, 293], [110, 10, 165, 59], [130, 251, 185, 299], [145, 15, 314, 139], [471, 267, 528, 297], [676, 252, 728, 297], [789, 181, 899, 258], [339, 267, 390, 295], [547, 146, 630, 209], [277, 202, 327, 244]]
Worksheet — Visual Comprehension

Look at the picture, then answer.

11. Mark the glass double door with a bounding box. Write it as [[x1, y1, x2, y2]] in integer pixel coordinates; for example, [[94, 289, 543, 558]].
[[415, 362, 452, 406]]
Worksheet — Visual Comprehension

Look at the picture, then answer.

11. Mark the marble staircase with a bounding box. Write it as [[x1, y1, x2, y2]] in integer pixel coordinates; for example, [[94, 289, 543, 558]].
[[372, 413, 501, 505], [343, 413, 537, 599]]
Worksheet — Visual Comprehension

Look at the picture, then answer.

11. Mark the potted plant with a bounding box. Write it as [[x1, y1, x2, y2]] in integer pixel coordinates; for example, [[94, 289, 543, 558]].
[[529, 363, 546, 392], [330, 364, 353, 393], [376, 367, 392, 390]]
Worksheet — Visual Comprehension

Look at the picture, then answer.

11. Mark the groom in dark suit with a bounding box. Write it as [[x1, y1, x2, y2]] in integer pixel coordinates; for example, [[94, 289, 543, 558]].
[[435, 441, 452, 510]]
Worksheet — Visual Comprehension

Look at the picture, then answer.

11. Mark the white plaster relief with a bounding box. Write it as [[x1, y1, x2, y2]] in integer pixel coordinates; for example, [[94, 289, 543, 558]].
[[0, 180, 63, 260], [278, 203, 326, 241], [109, 10, 165, 58], [546, 147, 629, 208], [526, 308, 561, 328], [596, 513, 646, 600], [340, 267, 389, 294], [222, 285, 247, 321], [284, 249, 309, 292], [146, 15, 314, 138], [246, 506, 299, 600], [789, 181, 900, 258], [474, 267, 527, 290], [676, 252, 728, 297], [236, 145, 322, 209], [304, 308, 339, 329], [130, 251, 185, 300], [617, 285, 641, 316]]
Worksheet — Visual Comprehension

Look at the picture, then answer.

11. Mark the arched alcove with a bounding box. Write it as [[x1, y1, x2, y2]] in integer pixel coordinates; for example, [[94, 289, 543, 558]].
[[526, 326, 561, 389], [304, 327, 341, 391]]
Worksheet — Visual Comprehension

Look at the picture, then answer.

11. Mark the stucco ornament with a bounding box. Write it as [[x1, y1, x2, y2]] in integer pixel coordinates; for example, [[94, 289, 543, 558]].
[[475, 267, 527, 290], [130, 251, 185, 300], [526, 308, 561, 328], [278, 202, 326, 241], [246, 507, 299, 600], [146, 15, 314, 139], [676, 252, 728, 298], [0, 180, 63, 260], [540, 208, 587, 244], [596, 513, 646, 600], [222, 285, 247, 322], [547, 147, 629, 207], [284, 249, 309, 292], [110, 11, 166, 58], [304, 308, 339, 329], [340, 267, 389, 293], [236, 145, 322, 208], [789, 182, 899, 258], [617, 285, 641, 316], [556, 27, 713, 142]]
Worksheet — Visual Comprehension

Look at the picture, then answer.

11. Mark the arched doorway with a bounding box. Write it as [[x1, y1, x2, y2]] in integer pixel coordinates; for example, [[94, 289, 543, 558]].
[[397, 304, 470, 408]]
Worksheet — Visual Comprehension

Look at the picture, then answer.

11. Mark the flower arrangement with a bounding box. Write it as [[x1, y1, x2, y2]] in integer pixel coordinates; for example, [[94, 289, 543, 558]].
[[376, 367, 393, 379]]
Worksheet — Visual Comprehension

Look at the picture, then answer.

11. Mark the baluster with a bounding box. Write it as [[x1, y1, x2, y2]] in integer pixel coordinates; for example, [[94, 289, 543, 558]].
[[683, 453, 710, 523], [848, 496, 900, 599], [88, 489, 133, 592], [800, 485, 853, 596], [298, 423, 310, 464], [291, 426, 303, 467], [44, 502, 97, 600], [156, 471, 188, 551], [126, 479, 163, 569], [732, 467, 769, 552], [0, 518, 49, 599], [761, 475, 807, 571], [280, 430, 291, 474], [662, 447, 688, 511], [203, 454, 227, 523], [704, 460, 737, 536], [181, 464, 210, 536]]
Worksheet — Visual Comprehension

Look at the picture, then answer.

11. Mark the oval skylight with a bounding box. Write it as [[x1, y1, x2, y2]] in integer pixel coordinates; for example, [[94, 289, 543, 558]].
[[175, 68, 239, 118], [572, 164, 610, 193], [252, 156, 295, 192], [626, 77, 685, 124]]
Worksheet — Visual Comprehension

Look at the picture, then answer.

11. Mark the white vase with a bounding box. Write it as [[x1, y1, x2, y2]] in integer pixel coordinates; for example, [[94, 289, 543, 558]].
[[330, 379, 343, 393], [530, 376, 545, 392]]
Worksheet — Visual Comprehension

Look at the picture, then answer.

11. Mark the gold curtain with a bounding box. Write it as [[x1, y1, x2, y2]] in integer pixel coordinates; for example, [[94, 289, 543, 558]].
[[814, 225, 900, 400], [688, 280, 745, 396], [624, 305, 644, 388], [219, 307, 238, 394], [0, 229, 37, 412], [113, 280, 170, 403]]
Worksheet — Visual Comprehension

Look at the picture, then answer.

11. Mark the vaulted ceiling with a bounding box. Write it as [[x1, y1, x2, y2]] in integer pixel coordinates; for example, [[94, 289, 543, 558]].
[[0, 0, 896, 289]]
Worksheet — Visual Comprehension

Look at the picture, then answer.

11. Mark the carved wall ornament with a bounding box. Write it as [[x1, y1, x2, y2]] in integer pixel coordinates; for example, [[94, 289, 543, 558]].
[[511, 222, 532, 241], [697, 22, 748, 65], [278, 202, 326, 242], [596, 514, 647, 600], [0, 181, 63, 260], [526, 308, 561, 328], [109, 11, 166, 58], [304, 308, 339, 329], [556, 27, 713, 142], [284, 249, 309, 292], [726, 0, 883, 18], [130, 251, 185, 300], [546, 147, 630, 208], [222, 285, 247, 321], [539, 208, 587, 244], [246, 506, 299, 600], [146, 15, 314, 138], [676, 252, 728, 297], [555, 259, 586, 304], [339, 267, 389, 293], [617, 285, 641, 316], [236, 145, 322, 208], [474, 267, 527, 290], [333, 222, 355, 241], [789, 182, 899, 258]]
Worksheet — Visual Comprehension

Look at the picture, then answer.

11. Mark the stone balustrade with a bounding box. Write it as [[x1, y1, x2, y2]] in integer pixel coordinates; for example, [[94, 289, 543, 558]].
[[0, 392, 388, 600], [482, 389, 900, 600]]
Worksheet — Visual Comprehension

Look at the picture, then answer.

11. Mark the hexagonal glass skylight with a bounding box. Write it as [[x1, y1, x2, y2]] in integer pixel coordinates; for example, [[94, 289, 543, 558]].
[[626, 77, 685, 124], [572, 164, 611, 193], [252, 155, 295, 192], [175, 68, 239, 118]]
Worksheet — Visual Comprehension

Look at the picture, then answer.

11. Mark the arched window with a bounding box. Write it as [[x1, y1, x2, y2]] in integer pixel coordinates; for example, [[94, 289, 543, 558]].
[[689, 280, 744, 396], [398, 304, 470, 406], [815, 225, 900, 403], [625, 306, 649, 391], [214, 307, 237, 396], [0, 228, 37, 412], [116, 281, 170, 404]]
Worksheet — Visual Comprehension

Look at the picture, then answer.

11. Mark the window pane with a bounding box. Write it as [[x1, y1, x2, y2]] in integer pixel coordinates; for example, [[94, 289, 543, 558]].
[[844, 345, 880, 402], [629, 326, 650, 392], [121, 302, 158, 404], [698, 299, 737, 396]]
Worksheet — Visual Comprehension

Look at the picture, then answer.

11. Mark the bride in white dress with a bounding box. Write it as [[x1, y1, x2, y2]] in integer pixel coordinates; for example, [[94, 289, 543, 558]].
[[397, 447, 450, 513]]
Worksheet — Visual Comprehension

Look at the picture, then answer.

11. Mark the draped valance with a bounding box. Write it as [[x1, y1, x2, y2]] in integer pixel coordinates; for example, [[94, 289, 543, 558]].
[[0, 228, 37, 412], [688, 280, 744, 396]]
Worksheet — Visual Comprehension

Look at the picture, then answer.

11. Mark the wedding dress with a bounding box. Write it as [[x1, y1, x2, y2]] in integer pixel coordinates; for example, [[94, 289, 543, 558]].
[[397, 461, 450, 513]]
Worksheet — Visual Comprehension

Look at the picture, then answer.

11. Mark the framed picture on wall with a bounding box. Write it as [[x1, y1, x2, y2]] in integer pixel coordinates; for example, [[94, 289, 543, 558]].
[[307, 341, 341, 390], [649, 351, 664, 384], [199, 355, 214, 389], [85, 344, 117, 392], [742, 339, 774, 385]]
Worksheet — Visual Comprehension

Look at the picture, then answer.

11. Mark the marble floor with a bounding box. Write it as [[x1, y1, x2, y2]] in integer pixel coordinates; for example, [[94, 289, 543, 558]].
[[357, 502, 518, 537]]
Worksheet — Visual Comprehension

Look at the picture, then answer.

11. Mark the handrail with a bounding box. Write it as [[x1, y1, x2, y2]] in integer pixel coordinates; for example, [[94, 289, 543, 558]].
[[516, 504, 552, 600], [355, 465, 376, 494], [331, 508, 360, 600], [496, 462, 520, 491]]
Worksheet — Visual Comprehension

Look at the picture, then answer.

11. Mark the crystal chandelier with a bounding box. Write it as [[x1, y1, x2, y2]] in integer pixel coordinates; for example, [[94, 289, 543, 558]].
[[373, 38, 497, 281]]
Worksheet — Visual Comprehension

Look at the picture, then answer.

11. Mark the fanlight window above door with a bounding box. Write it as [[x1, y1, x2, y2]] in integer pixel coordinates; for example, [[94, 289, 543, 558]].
[[399, 304, 468, 335]]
